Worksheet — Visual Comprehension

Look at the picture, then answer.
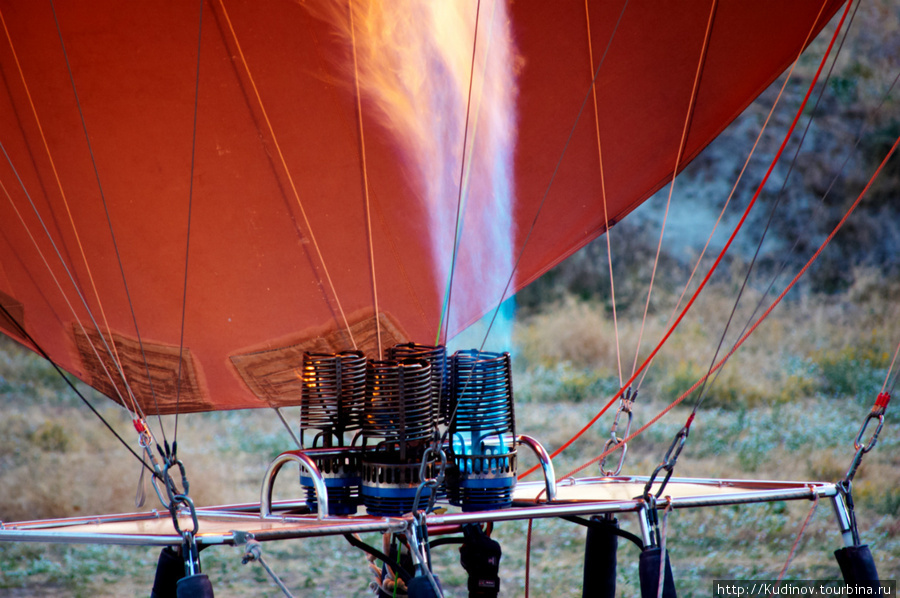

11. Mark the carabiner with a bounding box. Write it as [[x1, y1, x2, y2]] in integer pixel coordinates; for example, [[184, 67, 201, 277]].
[[599, 435, 628, 477], [853, 412, 884, 454]]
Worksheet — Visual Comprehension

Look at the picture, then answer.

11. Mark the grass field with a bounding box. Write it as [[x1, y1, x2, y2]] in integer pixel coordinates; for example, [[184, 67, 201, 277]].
[[1, 283, 898, 596]]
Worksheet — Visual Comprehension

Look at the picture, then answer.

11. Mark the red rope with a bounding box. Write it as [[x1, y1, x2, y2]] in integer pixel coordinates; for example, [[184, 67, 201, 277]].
[[774, 494, 820, 592], [631, 0, 719, 381], [520, 0, 856, 480], [882, 341, 900, 395], [558, 128, 900, 483], [524, 520, 533, 598]]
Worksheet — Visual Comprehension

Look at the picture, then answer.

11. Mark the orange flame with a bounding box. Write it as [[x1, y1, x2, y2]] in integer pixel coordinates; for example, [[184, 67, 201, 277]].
[[307, 0, 520, 342]]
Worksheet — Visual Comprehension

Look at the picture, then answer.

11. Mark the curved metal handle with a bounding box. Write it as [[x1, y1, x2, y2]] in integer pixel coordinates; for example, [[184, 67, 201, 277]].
[[516, 434, 557, 502], [260, 450, 329, 520]]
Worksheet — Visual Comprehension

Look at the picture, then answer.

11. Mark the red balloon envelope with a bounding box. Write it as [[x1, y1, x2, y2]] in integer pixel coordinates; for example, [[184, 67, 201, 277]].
[[0, 0, 843, 413]]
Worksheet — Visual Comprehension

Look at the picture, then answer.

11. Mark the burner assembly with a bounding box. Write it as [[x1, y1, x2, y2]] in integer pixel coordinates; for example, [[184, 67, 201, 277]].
[[446, 350, 517, 512], [361, 358, 435, 455], [296, 351, 367, 515], [299, 351, 366, 445], [269, 343, 548, 518], [360, 358, 436, 516]]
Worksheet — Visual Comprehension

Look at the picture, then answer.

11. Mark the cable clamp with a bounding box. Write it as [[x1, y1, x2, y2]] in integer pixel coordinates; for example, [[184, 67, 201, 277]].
[[133, 418, 154, 448]]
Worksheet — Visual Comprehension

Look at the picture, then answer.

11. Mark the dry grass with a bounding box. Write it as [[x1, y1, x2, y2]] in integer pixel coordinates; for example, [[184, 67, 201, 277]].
[[1, 279, 899, 595], [516, 274, 899, 411], [0, 405, 256, 523]]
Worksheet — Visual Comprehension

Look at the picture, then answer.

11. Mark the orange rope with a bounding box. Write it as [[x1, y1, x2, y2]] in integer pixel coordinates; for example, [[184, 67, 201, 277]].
[[348, 1, 381, 358], [0, 178, 134, 410], [636, 2, 828, 390], [632, 0, 719, 380], [584, 0, 623, 386], [216, 0, 358, 349], [556, 128, 900, 483], [774, 495, 820, 589], [0, 6, 142, 415], [881, 341, 900, 395], [520, 0, 857, 480]]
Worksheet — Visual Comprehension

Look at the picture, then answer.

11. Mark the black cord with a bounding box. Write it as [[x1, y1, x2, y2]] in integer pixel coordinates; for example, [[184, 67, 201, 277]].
[[692, 0, 862, 414], [48, 0, 166, 438], [428, 537, 465, 550], [0, 303, 159, 478], [174, 0, 205, 444], [342, 534, 414, 582], [561, 515, 645, 550]]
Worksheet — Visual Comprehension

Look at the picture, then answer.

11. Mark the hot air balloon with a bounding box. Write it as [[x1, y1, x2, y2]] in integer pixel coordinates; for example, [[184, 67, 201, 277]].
[[0, 0, 895, 596]]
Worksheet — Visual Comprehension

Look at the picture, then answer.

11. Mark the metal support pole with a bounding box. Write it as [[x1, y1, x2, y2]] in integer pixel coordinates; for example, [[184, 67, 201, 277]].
[[637, 503, 654, 549], [831, 494, 855, 547]]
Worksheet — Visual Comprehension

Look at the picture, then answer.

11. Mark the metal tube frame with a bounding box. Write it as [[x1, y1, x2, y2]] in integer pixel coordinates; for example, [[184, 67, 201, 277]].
[[637, 503, 654, 548], [260, 450, 329, 520], [830, 493, 855, 547], [0, 477, 848, 548], [515, 434, 557, 501]]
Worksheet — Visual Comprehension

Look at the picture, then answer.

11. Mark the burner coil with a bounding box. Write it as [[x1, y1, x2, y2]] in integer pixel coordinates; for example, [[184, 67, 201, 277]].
[[387, 342, 449, 425], [299, 350, 366, 442], [446, 350, 517, 511], [363, 358, 434, 448]]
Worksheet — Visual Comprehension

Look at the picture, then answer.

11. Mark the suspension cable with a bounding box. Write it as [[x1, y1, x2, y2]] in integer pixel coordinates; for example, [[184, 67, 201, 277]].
[[882, 341, 900, 396], [0, 168, 138, 415], [471, 0, 631, 353], [520, 0, 858, 480], [554, 127, 900, 483], [49, 0, 167, 426], [0, 301, 159, 478], [348, 0, 382, 359], [584, 0, 623, 387], [631, 0, 719, 380], [0, 6, 149, 428], [215, 0, 358, 350], [635, 10, 825, 391], [173, 0, 205, 445], [690, 0, 860, 413], [608, 0, 719, 481], [724, 64, 900, 406]]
